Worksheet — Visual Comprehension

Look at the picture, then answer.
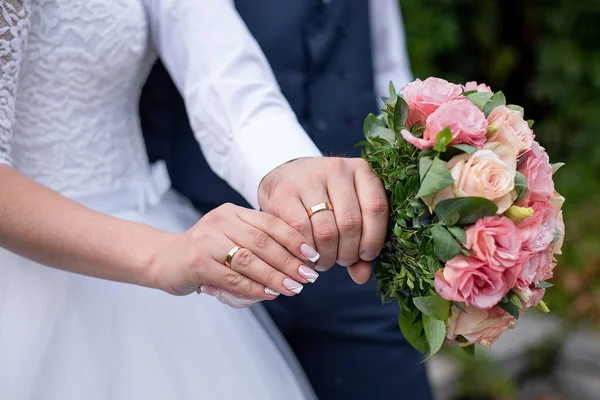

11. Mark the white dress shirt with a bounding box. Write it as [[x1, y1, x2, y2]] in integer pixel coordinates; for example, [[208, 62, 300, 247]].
[[143, 0, 413, 209]]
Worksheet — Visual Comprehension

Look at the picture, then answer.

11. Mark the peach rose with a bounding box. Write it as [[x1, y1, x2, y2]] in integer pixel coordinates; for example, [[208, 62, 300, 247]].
[[446, 305, 516, 347], [462, 81, 492, 93], [487, 105, 534, 156], [435, 255, 510, 309], [517, 201, 557, 253], [466, 216, 522, 271], [401, 98, 488, 150], [427, 142, 518, 214], [402, 77, 462, 127], [518, 141, 554, 204]]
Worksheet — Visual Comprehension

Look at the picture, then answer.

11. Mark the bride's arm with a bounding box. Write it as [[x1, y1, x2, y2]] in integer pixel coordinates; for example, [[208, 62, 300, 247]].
[[142, 0, 322, 209], [0, 165, 167, 287]]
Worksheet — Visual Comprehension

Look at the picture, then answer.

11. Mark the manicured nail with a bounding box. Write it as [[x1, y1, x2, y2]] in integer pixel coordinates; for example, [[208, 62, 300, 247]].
[[298, 265, 319, 283], [314, 265, 328, 272], [283, 278, 304, 294], [265, 287, 280, 296], [336, 259, 350, 267], [360, 251, 376, 261], [300, 244, 320, 263]]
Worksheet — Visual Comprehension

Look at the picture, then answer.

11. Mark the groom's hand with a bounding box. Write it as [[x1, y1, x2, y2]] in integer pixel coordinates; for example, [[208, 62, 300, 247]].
[[258, 157, 388, 284]]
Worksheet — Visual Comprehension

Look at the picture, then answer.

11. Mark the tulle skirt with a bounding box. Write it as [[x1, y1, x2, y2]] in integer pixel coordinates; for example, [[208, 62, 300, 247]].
[[0, 165, 311, 400]]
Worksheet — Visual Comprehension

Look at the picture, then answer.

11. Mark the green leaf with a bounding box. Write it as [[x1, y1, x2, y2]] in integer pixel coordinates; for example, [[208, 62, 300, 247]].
[[442, 211, 460, 226], [433, 126, 453, 152], [498, 300, 520, 320], [422, 314, 446, 361], [461, 344, 475, 357], [393, 96, 409, 133], [449, 144, 477, 154], [364, 114, 395, 145], [536, 280, 554, 289], [462, 90, 478, 96], [483, 91, 507, 117], [431, 224, 462, 262], [514, 171, 528, 202], [389, 80, 396, 97], [416, 157, 454, 198], [399, 307, 428, 355], [552, 162, 565, 174], [434, 197, 498, 226], [419, 157, 434, 184], [527, 119, 535, 128], [466, 92, 493, 110], [506, 104, 525, 116], [413, 294, 451, 320], [448, 226, 467, 244]]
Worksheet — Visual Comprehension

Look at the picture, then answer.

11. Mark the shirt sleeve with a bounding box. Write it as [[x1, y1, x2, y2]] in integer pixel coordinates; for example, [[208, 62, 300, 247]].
[[142, 0, 322, 209], [0, 0, 31, 167], [369, 0, 414, 101]]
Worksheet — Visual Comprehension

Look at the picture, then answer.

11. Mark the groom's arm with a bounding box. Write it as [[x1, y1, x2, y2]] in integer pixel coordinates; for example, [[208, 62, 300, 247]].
[[142, 0, 321, 210]]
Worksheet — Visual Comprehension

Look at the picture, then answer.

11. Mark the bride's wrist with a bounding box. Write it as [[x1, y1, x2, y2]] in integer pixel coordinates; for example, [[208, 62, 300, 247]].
[[135, 229, 179, 291]]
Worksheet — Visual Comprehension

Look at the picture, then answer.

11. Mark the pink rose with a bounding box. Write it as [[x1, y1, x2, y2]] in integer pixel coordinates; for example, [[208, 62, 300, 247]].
[[466, 216, 522, 271], [462, 81, 492, 93], [516, 249, 555, 289], [446, 305, 516, 347], [426, 142, 518, 214], [401, 98, 488, 150], [487, 105, 534, 156], [402, 77, 463, 127], [518, 141, 554, 204], [517, 201, 557, 253], [434, 255, 510, 309]]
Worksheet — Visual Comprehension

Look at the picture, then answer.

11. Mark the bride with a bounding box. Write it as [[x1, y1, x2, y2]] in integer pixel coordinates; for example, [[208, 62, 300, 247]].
[[0, 0, 389, 398]]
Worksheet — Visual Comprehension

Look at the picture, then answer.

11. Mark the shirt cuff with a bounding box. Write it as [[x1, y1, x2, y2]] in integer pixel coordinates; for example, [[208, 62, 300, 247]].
[[227, 110, 322, 209]]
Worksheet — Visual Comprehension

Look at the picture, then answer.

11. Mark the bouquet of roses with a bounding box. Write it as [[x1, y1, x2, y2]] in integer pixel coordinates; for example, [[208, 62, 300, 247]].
[[360, 77, 565, 358]]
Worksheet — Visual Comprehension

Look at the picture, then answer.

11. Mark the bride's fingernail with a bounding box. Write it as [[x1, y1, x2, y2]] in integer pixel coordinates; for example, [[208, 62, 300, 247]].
[[314, 265, 328, 272], [265, 287, 280, 296], [283, 278, 304, 294], [300, 244, 320, 263], [298, 265, 319, 283], [360, 251, 375, 261]]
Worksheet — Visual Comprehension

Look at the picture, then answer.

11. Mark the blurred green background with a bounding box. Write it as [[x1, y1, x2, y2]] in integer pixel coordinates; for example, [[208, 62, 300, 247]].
[[399, 0, 600, 398]]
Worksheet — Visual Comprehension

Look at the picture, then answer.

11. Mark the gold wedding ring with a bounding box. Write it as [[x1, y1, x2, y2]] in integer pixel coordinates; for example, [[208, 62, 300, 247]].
[[307, 202, 334, 218], [224, 245, 242, 268]]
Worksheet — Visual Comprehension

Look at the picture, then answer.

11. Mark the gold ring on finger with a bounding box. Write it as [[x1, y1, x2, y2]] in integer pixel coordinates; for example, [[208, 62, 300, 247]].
[[307, 202, 334, 218]]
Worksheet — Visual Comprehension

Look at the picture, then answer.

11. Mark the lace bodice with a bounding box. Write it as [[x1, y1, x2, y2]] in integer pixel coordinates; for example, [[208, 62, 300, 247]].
[[0, 0, 154, 197]]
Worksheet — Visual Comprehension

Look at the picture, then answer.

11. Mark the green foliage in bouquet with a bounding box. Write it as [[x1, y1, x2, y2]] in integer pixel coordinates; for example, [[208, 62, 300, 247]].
[[358, 83, 507, 359]]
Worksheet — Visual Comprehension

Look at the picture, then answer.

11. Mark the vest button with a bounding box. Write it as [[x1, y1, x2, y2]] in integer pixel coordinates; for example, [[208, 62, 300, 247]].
[[315, 119, 328, 131]]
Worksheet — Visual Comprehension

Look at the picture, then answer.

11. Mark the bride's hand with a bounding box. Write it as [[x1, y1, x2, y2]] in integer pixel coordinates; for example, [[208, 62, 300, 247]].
[[150, 203, 320, 302]]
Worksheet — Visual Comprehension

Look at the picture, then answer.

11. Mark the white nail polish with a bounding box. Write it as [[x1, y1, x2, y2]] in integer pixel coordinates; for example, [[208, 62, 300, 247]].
[[300, 244, 320, 263], [265, 287, 280, 296], [283, 278, 304, 294], [336, 259, 350, 267], [314, 265, 328, 272], [298, 265, 319, 283]]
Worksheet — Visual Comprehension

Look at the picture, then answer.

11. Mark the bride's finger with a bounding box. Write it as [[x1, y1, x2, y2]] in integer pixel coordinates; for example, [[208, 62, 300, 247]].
[[210, 238, 304, 297], [235, 210, 320, 284]]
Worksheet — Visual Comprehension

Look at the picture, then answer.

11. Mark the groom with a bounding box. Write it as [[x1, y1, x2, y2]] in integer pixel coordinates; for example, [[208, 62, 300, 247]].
[[141, 1, 431, 399]]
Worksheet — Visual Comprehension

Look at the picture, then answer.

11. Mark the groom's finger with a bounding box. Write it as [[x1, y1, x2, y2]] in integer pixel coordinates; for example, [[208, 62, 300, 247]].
[[354, 161, 388, 262]]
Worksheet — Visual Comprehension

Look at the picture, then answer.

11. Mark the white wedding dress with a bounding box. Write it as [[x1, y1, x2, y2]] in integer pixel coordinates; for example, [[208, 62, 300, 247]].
[[0, 1, 312, 399]]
